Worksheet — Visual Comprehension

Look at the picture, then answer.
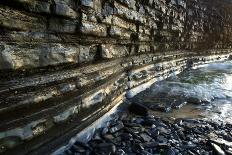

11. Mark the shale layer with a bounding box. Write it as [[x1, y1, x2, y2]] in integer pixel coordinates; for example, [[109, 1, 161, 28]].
[[0, 0, 232, 154]]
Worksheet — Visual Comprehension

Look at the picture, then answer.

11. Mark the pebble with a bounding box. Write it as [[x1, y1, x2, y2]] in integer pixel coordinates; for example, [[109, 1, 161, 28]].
[[109, 122, 124, 133], [210, 142, 225, 155], [115, 149, 126, 155], [66, 107, 232, 155]]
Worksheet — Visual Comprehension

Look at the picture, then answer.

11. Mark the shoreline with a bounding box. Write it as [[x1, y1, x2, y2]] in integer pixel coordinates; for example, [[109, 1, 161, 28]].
[[64, 101, 232, 155]]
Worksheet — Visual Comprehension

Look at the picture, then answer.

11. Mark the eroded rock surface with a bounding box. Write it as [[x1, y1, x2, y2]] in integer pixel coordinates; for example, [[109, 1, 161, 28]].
[[0, 0, 232, 154]]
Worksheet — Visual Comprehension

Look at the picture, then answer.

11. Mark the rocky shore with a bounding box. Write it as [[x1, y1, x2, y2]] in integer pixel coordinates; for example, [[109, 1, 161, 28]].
[[65, 101, 232, 155], [0, 0, 232, 153]]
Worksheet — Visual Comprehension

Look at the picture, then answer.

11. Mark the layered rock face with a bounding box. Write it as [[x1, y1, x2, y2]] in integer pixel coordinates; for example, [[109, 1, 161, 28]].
[[0, 0, 231, 154]]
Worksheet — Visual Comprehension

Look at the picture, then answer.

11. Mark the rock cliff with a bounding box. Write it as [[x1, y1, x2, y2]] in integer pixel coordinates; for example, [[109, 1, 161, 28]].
[[0, 0, 231, 154]]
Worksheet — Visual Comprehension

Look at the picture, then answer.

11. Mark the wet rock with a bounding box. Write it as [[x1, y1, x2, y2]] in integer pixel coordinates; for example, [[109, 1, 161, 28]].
[[182, 141, 197, 149], [143, 141, 168, 149], [157, 135, 168, 143], [92, 132, 102, 141], [124, 122, 142, 127], [103, 133, 115, 141], [115, 149, 126, 155], [223, 134, 232, 142], [162, 106, 172, 112], [70, 144, 86, 153], [225, 148, 232, 155], [172, 100, 187, 109], [141, 150, 153, 155], [166, 148, 177, 155], [187, 150, 196, 155], [146, 114, 155, 119], [210, 138, 232, 147], [157, 126, 171, 135], [150, 129, 160, 138], [101, 127, 109, 136], [124, 127, 140, 135], [147, 101, 172, 112], [69, 141, 91, 153], [67, 102, 232, 155], [109, 122, 124, 133], [186, 97, 210, 104], [210, 142, 225, 155], [177, 130, 185, 140], [132, 117, 144, 124], [172, 131, 181, 141], [142, 118, 157, 126], [155, 121, 169, 129], [128, 102, 148, 116], [120, 133, 133, 141], [140, 133, 153, 142], [131, 126, 145, 133], [119, 113, 128, 121], [132, 143, 144, 153], [151, 124, 156, 128], [94, 143, 116, 154]]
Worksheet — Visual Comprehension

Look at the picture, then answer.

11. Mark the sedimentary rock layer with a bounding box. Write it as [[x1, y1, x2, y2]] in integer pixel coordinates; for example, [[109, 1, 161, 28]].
[[0, 0, 231, 154]]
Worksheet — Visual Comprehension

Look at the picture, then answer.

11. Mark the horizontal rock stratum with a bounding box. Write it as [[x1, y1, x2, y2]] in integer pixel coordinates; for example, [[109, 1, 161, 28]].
[[0, 0, 231, 154]]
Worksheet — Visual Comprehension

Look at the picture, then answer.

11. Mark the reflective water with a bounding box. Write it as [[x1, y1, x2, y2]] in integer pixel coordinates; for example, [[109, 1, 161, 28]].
[[148, 61, 232, 124]]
